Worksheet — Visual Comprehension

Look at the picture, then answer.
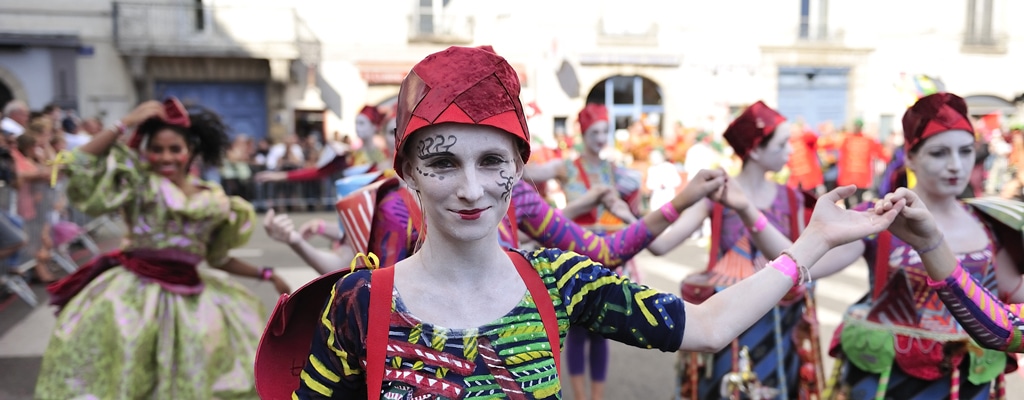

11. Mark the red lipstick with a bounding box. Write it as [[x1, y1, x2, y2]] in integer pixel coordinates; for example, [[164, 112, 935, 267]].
[[456, 208, 486, 220]]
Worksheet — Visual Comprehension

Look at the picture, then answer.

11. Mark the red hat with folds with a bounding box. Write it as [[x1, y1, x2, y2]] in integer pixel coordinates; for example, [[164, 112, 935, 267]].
[[902, 92, 974, 151], [723, 101, 787, 160], [359, 105, 385, 128], [578, 103, 609, 134], [394, 45, 530, 177]]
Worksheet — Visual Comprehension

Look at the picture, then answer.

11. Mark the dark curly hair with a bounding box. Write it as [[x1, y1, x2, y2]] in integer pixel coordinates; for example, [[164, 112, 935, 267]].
[[135, 107, 231, 167]]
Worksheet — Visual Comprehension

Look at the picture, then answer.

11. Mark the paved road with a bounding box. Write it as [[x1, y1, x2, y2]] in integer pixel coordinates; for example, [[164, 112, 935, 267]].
[[1, 212, 1021, 399]]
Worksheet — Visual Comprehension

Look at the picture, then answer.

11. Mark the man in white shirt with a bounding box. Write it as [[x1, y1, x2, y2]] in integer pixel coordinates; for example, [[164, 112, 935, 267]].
[[1, 100, 28, 136]]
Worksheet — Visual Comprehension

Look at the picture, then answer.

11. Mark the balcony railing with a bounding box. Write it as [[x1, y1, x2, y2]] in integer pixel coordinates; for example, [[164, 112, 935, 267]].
[[407, 13, 474, 44], [113, 2, 320, 63]]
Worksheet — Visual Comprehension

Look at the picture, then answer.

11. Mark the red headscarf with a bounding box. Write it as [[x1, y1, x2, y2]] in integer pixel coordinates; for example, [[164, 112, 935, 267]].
[[128, 97, 190, 149], [902, 92, 974, 151], [578, 103, 609, 134], [359, 105, 385, 128], [393, 45, 530, 177], [723, 101, 786, 160]]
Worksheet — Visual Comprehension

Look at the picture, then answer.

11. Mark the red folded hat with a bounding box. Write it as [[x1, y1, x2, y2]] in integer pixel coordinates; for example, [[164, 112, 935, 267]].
[[578, 103, 609, 134], [902, 92, 974, 151], [723, 101, 786, 160], [359, 104, 385, 128], [393, 45, 530, 177], [128, 97, 191, 149]]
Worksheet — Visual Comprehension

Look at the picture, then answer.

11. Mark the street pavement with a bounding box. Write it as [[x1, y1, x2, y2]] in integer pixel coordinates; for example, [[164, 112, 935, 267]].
[[1, 211, 1022, 399]]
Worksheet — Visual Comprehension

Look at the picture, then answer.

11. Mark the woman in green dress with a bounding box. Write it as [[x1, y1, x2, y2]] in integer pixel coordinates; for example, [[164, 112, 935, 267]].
[[36, 99, 289, 399]]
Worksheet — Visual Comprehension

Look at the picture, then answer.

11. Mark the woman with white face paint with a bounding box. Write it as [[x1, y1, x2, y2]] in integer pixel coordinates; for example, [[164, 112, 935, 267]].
[[645, 101, 823, 400], [287, 45, 898, 400], [817, 93, 1024, 399], [697, 93, 1024, 399]]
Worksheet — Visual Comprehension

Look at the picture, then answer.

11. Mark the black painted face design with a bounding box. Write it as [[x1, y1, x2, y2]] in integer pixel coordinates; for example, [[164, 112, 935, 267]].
[[497, 169, 515, 201], [416, 134, 457, 160]]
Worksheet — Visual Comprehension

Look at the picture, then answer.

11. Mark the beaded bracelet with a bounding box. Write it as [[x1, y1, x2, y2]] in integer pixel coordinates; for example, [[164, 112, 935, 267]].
[[917, 233, 945, 256], [748, 211, 768, 233], [659, 202, 681, 223], [260, 267, 274, 281]]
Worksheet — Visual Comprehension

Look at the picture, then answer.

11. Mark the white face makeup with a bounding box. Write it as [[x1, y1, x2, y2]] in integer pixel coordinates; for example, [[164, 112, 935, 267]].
[[907, 129, 975, 198], [403, 124, 522, 243], [355, 114, 376, 142], [748, 123, 793, 172], [581, 120, 610, 156]]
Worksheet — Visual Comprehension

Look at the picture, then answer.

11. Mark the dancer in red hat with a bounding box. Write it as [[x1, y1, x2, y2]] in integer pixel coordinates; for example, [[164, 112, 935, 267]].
[[281, 45, 898, 399], [645, 101, 823, 399], [525, 102, 643, 400], [34, 98, 290, 398], [816, 92, 1024, 400]]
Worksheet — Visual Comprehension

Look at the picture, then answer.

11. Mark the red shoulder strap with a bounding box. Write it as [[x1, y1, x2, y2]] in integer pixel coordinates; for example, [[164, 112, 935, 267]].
[[507, 250, 561, 375], [573, 158, 591, 189], [707, 202, 724, 270], [872, 231, 892, 301], [366, 267, 395, 400]]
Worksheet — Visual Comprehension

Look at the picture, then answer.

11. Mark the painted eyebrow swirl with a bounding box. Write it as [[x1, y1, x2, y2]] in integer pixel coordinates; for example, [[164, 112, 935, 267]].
[[497, 169, 515, 201], [416, 134, 458, 159]]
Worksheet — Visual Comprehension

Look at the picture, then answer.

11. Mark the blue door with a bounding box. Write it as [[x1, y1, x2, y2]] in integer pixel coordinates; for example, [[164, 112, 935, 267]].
[[777, 67, 848, 130], [154, 82, 267, 140]]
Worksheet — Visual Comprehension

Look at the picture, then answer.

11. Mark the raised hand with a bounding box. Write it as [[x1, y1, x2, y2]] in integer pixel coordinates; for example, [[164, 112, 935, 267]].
[[263, 209, 301, 245], [805, 185, 903, 250], [298, 218, 329, 240], [874, 188, 940, 251], [677, 169, 728, 207], [709, 175, 750, 211], [121, 101, 166, 128]]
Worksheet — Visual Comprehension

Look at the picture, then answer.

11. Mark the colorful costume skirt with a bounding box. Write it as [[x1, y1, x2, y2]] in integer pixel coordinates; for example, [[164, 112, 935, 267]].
[[35, 266, 266, 399], [677, 300, 810, 400]]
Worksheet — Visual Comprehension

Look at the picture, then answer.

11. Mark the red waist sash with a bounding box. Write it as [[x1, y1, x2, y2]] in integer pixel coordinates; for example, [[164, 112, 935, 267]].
[[47, 249, 204, 311]]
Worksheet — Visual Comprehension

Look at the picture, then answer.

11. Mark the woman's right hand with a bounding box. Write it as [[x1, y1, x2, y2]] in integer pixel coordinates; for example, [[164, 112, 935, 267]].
[[874, 188, 941, 251], [792, 185, 904, 263], [709, 175, 750, 211], [263, 209, 301, 245], [120, 101, 166, 128]]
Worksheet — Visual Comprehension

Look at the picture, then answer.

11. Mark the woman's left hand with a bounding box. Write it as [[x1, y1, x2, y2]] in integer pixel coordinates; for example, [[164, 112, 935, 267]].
[[874, 188, 941, 251]]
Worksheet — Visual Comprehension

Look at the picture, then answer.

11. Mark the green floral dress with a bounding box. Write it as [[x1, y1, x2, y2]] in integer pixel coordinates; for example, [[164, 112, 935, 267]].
[[35, 143, 265, 399]]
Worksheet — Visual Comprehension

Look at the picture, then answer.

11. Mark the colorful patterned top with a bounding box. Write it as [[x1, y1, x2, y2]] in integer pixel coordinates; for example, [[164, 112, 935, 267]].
[[294, 248, 687, 399], [66, 143, 255, 266], [368, 181, 655, 268], [830, 206, 1009, 383]]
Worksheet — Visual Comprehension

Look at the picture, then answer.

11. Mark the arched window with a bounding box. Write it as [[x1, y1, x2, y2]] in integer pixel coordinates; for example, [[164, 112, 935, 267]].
[[585, 75, 664, 135]]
